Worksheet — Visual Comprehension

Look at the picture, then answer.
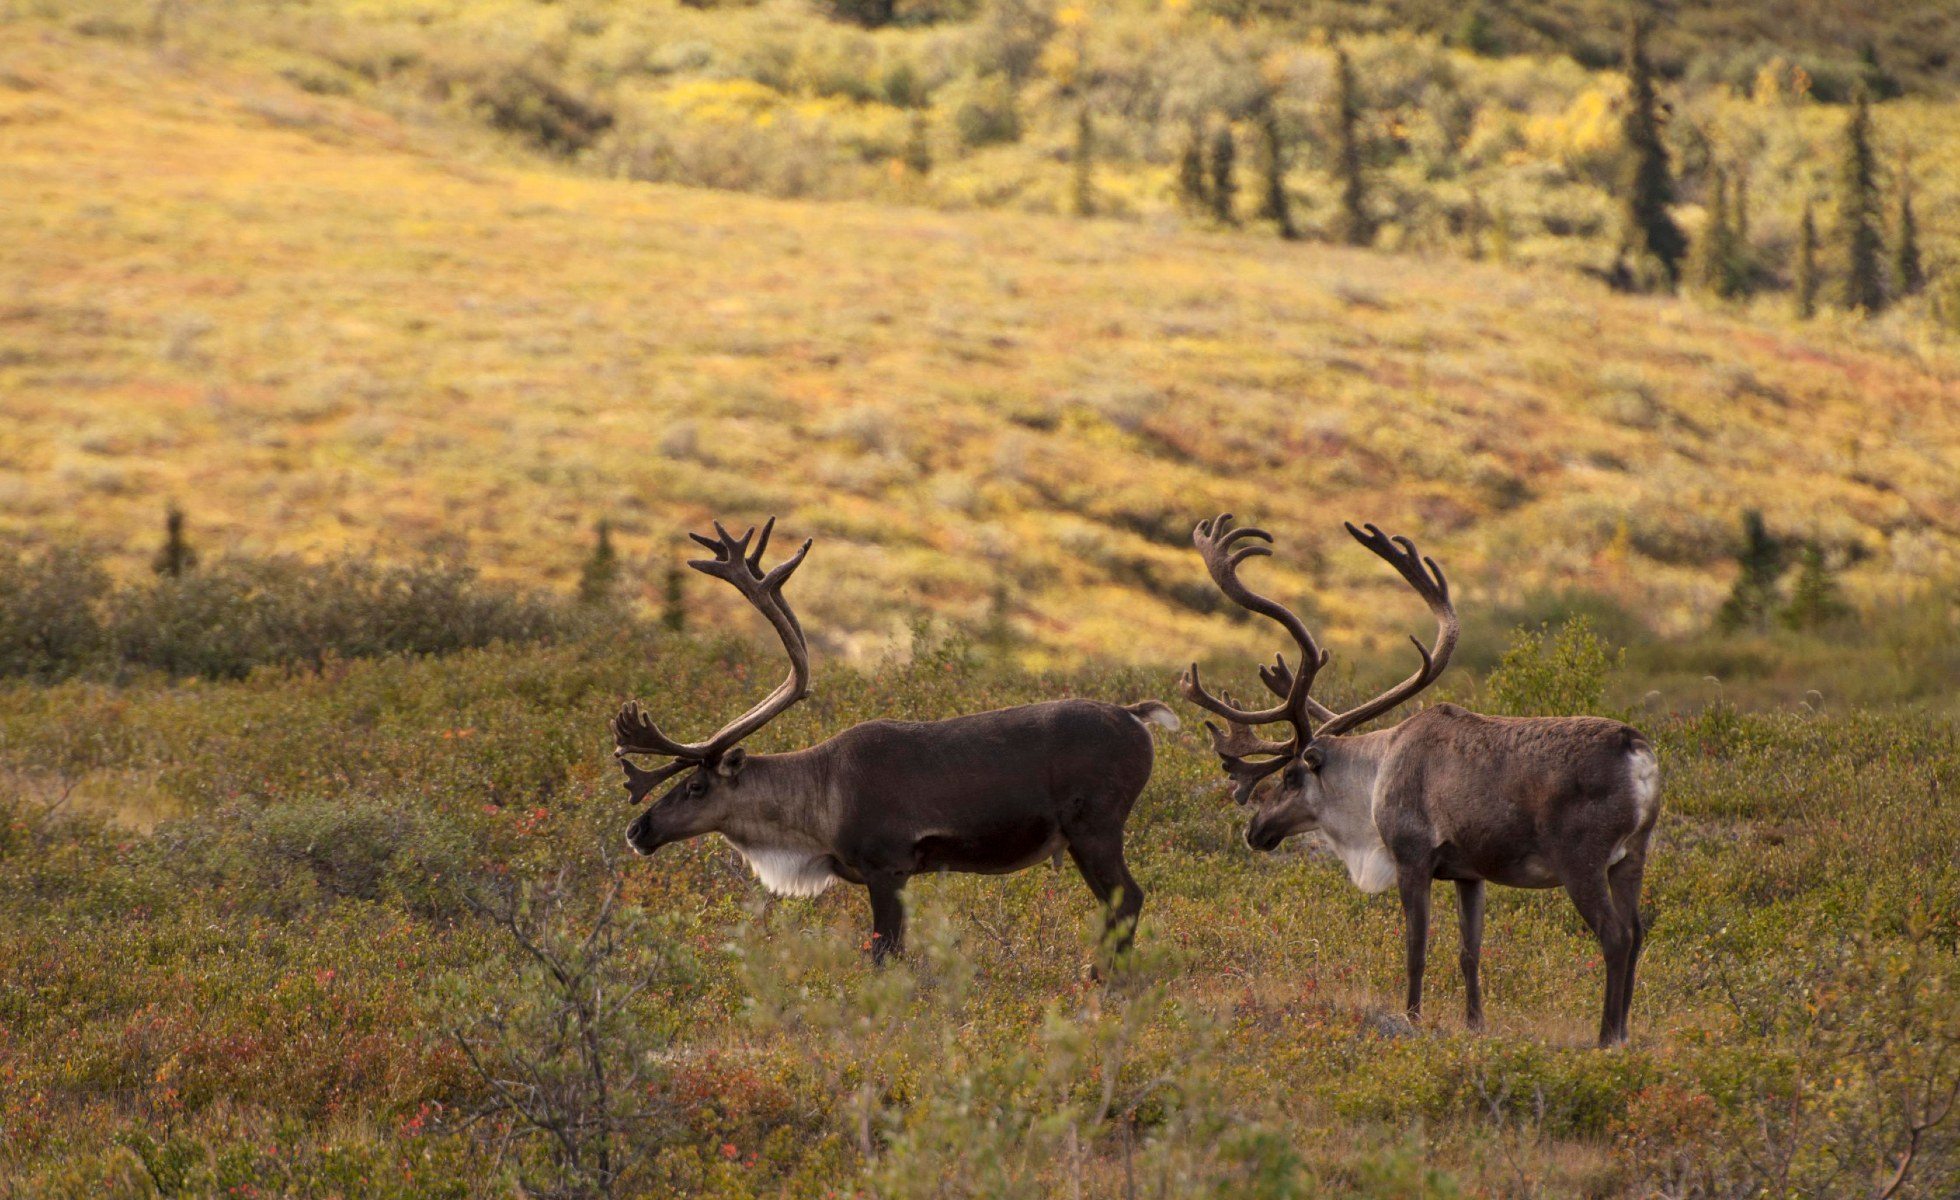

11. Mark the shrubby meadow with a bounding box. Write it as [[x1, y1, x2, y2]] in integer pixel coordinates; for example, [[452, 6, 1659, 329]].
[[1, 575, 1956, 1195]]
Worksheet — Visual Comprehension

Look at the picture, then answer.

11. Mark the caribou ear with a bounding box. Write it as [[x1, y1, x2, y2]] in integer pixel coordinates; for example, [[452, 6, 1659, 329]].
[[1302, 745, 1325, 771], [714, 747, 748, 779]]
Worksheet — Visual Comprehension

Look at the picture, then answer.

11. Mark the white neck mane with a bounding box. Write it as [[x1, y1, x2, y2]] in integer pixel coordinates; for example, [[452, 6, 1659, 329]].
[[725, 837, 838, 898]]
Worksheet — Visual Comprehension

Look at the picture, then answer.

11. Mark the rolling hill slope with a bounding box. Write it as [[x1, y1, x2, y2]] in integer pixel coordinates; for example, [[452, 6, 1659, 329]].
[[3, 26, 1958, 667]]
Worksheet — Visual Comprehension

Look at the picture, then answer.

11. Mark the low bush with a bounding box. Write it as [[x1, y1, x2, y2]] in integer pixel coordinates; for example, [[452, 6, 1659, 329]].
[[0, 546, 587, 682]]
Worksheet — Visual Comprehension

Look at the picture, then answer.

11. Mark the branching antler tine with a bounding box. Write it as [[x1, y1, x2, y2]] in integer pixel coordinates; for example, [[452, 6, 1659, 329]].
[[1258, 653, 1292, 698], [761, 538, 813, 593], [1202, 719, 1293, 760], [1226, 544, 1273, 570], [1217, 523, 1273, 550], [688, 530, 722, 554], [611, 702, 699, 758], [619, 756, 692, 804], [747, 516, 775, 577], [1180, 662, 1286, 726]]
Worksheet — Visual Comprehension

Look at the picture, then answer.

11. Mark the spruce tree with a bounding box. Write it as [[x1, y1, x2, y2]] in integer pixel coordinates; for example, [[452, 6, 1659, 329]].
[[1177, 120, 1209, 214], [1837, 89, 1886, 313], [152, 505, 198, 577], [1208, 122, 1237, 225], [1330, 44, 1373, 246], [1070, 103, 1095, 217], [1732, 164, 1750, 245], [660, 564, 686, 633], [1895, 166, 1924, 297], [1255, 101, 1296, 239], [577, 518, 620, 607], [902, 110, 932, 177], [1779, 545, 1850, 631], [1618, 15, 1686, 286], [1794, 200, 1819, 319], [1715, 509, 1786, 633], [1692, 167, 1745, 298]]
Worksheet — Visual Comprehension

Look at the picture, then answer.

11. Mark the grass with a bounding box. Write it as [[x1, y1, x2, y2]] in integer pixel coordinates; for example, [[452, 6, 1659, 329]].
[[1, 632, 1955, 1196], [3, 24, 1959, 670]]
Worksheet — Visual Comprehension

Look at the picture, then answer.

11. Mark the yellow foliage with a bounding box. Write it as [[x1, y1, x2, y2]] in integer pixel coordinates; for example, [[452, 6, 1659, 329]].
[[1524, 84, 1625, 171], [654, 77, 784, 124]]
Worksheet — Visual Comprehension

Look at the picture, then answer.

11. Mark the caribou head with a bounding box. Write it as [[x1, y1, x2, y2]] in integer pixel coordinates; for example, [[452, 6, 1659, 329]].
[[1177, 515, 1457, 852], [615, 518, 811, 856]]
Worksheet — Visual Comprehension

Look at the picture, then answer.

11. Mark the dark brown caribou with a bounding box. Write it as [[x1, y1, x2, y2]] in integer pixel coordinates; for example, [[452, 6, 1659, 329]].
[[616, 518, 1178, 963], [1181, 515, 1661, 1046]]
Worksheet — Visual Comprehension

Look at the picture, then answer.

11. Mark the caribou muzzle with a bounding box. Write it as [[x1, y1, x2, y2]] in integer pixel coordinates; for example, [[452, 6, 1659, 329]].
[[1244, 816, 1287, 853]]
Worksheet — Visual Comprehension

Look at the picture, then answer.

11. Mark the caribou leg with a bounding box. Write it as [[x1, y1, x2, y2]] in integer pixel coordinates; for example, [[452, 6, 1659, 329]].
[[1607, 845, 1650, 1041], [1559, 864, 1634, 1047], [866, 872, 908, 965], [1064, 829, 1145, 959], [1397, 869, 1432, 1024], [1456, 879, 1486, 1031]]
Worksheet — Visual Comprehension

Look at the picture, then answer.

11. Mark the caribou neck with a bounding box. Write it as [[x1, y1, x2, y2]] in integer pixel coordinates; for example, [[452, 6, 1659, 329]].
[[710, 748, 839, 850], [1313, 730, 1399, 893]]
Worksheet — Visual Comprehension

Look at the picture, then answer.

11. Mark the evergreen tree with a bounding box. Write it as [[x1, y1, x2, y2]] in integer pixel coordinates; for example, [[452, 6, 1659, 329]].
[[1177, 119, 1209, 214], [1732, 164, 1750, 245], [1692, 166, 1749, 298], [660, 564, 686, 633], [577, 519, 620, 607], [1895, 165, 1924, 297], [1208, 122, 1237, 225], [1837, 89, 1886, 312], [1618, 15, 1686, 286], [1715, 509, 1786, 633], [1070, 103, 1095, 217], [1254, 101, 1296, 239], [1454, 5, 1500, 56], [152, 505, 198, 577], [1779, 545, 1850, 630], [1794, 200, 1819, 318], [902, 110, 932, 177], [1330, 44, 1373, 247]]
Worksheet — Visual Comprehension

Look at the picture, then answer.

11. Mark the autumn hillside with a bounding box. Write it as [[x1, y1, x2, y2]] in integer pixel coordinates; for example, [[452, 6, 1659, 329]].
[[2, 24, 1958, 667]]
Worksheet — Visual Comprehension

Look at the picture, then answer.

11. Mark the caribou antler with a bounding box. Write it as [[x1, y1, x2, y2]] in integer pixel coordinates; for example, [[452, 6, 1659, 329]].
[[612, 517, 813, 803], [1198, 691, 1297, 806], [1179, 515, 1328, 802], [1310, 522, 1457, 737]]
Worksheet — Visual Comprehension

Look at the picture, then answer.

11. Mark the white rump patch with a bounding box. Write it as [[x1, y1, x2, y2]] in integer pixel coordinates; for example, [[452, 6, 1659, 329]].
[[729, 843, 838, 898], [1128, 702, 1182, 732], [1627, 746, 1661, 825]]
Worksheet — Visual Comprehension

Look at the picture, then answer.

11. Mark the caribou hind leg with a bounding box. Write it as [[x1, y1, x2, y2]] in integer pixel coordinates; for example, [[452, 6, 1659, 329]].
[[1063, 826, 1145, 961], [865, 872, 909, 965], [1456, 879, 1487, 1031], [1606, 844, 1650, 1041], [1557, 861, 1636, 1046]]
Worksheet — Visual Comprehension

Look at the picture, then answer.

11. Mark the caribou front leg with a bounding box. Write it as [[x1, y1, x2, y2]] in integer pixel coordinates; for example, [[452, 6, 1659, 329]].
[[866, 872, 908, 965], [1397, 868, 1432, 1024]]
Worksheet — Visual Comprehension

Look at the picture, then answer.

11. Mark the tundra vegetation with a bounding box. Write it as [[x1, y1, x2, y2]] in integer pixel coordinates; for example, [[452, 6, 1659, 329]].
[[2, 587, 1957, 1197], [3, 2, 1960, 1196]]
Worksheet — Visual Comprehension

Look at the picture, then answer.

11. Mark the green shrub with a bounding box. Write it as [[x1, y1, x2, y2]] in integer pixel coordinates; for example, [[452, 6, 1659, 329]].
[[0, 548, 108, 681], [0, 544, 583, 681], [1482, 615, 1622, 717]]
